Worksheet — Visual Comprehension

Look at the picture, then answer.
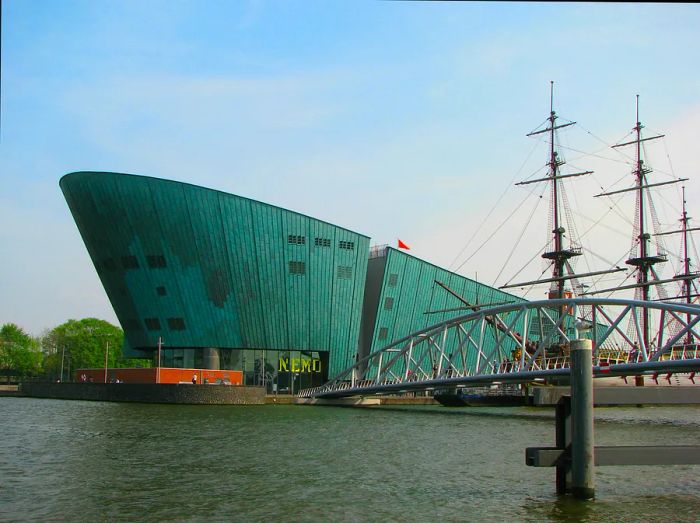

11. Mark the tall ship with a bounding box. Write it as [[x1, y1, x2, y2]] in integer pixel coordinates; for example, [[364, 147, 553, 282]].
[[499, 82, 624, 302], [580, 95, 695, 358]]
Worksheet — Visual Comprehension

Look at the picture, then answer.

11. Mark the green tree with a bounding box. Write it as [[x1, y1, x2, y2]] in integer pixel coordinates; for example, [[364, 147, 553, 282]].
[[41, 318, 125, 380], [0, 323, 43, 379]]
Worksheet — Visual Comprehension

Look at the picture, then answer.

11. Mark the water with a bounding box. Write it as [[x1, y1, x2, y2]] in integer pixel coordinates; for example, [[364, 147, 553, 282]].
[[2, 398, 700, 522]]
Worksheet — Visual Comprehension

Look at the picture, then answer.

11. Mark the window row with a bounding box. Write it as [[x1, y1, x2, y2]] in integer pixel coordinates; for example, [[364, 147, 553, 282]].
[[101, 254, 168, 271], [289, 262, 356, 279], [288, 235, 353, 250], [142, 317, 187, 331], [120, 317, 187, 332]]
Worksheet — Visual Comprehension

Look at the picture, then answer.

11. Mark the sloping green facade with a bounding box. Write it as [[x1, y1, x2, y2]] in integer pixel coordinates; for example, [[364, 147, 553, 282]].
[[60, 172, 369, 377], [359, 247, 529, 372]]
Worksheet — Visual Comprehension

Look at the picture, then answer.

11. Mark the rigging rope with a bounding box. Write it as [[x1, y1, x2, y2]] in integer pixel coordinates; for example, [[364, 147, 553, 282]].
[[492, 188, 547, 287], [452, 176, 545, 274], [448, 139, 541, 271]]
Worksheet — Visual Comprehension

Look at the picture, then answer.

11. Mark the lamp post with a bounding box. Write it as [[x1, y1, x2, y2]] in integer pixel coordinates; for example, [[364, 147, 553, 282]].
[[104, 340, 109, 383], [60, 345, 66, 383], [157, 337, 163, 384]]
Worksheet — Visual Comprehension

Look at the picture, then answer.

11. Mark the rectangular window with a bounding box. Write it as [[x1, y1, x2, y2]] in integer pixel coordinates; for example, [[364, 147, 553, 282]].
[[167, 317, 186, 331], [339, 240, 355, 250], [144, 318, 161, 331], [156, 286, 167, 296], [337, 266, 353, 279], [121, 255, 139, 270], [314, 237, 331, 247], [123, 318, 141, 331], [384, 297, 394, 310], [378, 327, 388, 341], [102, 258, 117, 271], [289, 261, 306, 275], [287, 235, 306, 245], [388, 273, 398, 287], [147, 254, 167, 269]]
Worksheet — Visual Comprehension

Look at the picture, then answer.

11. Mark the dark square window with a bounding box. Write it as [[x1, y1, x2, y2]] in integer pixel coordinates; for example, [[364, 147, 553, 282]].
[[314, 237, 331, 247], [121, 255, 139, 270], [156, 286, 167, 296], [289, 261, 306, 275], [288, 235, 306, 245], [388, 273, 398, 287], [337, 266, 352, 279], [378, 327, 388, 341], [167, 317, 186, 331], [122, 318, 141, 331], [339, 240, 355, 250], [384, 297, 394, 310], [144, 318, 161, 331], [147, 254, 167, 269]]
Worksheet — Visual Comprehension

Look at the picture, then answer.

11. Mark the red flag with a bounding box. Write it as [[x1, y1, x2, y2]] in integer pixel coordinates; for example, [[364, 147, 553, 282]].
[[397, 239, 410, 250]]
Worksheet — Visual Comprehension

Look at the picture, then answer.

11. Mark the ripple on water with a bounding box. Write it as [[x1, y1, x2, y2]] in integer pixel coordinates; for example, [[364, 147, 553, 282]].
[[1, 398, 700, 522]]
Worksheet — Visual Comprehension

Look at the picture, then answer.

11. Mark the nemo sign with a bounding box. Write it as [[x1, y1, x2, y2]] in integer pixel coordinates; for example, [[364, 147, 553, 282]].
[[279, 358, 322, 373]]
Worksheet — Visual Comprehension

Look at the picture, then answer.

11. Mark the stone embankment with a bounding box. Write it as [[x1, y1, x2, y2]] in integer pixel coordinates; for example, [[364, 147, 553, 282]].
[[0, 384, 21, 397], [19, 382, 265, 405]]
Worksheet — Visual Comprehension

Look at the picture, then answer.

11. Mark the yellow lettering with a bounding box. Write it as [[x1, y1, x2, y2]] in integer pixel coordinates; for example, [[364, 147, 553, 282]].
[[291, 358, 300, 372], [279, 358, 289, 372], [301, 359, 312, 373], [313, 359, 321, 373]]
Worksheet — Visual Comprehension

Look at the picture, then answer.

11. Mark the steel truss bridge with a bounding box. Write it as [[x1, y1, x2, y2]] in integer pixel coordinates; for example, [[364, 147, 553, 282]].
[[299, 298, 700, 399]]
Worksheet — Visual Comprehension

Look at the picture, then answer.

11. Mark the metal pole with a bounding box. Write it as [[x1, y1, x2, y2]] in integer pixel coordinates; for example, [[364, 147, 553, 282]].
[[570, 338, 595, 499], [157, 337, 162, 384], [104, 340, 109, 383], [60, 346, 65, 383]]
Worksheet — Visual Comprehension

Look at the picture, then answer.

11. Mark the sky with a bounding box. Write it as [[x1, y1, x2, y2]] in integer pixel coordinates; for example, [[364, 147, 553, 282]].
[[2, 1, 700, 336]]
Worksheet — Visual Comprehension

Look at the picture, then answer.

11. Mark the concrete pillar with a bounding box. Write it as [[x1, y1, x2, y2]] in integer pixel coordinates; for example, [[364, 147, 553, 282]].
[[202, 348, 220, 370], [570, 339, 595, 500]]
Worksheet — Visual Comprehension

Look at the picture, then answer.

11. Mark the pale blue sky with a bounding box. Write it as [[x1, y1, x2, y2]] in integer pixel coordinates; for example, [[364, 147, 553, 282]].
[[3, 1, 700, 335]]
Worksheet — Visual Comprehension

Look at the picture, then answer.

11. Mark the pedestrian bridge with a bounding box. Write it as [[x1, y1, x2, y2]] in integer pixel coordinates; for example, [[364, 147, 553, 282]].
[[299, 298, 700, 399]]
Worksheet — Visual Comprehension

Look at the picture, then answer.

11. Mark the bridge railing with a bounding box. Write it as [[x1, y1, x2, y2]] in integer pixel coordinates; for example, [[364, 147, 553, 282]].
[[299, 298, 700, 398]]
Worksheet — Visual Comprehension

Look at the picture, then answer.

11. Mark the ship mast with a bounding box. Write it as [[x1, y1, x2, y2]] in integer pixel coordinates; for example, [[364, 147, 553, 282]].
[[586, 96, 688, 349], [630, 97, 660, 345], [501, 83, 623, 296], [655, 186, 700, 344], [544, 82, 576, 299], [680, 188, 695, 345]]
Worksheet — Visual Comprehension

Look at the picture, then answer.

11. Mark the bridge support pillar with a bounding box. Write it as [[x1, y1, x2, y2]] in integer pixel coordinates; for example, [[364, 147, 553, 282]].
[[571, 339, 594, 500]]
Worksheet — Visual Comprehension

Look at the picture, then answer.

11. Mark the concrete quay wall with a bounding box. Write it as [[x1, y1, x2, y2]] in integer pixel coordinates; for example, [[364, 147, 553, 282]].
[[533, 385, 700, 406], [20, 382, 265, 405]]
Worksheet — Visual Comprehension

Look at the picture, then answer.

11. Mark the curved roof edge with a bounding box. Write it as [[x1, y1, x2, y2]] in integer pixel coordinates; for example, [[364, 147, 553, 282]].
[[60, 170, 371, 239]]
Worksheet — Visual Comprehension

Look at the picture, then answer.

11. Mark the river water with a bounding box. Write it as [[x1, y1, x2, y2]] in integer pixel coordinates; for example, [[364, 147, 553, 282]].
[[1, 398, 700, 522]]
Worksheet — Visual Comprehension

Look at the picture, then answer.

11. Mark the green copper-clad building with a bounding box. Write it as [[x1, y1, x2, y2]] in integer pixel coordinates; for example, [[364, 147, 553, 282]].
[[60, 171, 369, 390], [359, 246, 527, 371], [61, 171, 528, 391]]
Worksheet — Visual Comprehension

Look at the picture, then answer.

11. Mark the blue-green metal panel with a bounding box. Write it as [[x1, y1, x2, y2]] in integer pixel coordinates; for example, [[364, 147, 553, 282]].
[[60, 171, 369, 373], [368, 248, 529, 375]]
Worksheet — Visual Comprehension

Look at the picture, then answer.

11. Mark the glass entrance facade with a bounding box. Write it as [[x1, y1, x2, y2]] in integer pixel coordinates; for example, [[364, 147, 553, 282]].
[[159, 348, 329, 393]]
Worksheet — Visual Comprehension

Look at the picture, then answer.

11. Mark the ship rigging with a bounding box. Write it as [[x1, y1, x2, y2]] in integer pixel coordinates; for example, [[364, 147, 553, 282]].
[[499, 82, 624, 298]]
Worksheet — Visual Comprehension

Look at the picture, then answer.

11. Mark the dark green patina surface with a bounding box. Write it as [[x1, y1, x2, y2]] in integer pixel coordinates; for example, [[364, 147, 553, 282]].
[[60, 171, 369, 377]]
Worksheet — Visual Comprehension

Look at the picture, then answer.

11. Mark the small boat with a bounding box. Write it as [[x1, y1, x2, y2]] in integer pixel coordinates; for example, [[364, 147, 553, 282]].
[[433, 387, 527, 407]]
